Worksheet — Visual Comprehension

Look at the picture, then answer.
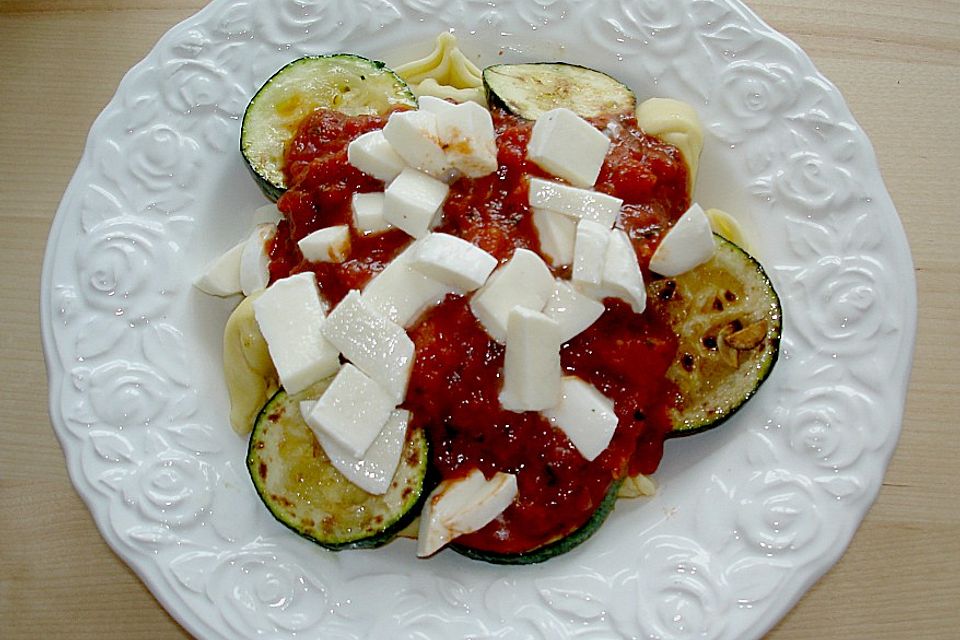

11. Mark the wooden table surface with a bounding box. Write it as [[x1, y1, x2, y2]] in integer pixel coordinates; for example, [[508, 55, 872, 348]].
[[2, 1, 957, 638]]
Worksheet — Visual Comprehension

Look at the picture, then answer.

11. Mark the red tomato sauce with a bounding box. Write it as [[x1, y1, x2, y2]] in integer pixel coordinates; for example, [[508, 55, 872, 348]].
[[270, 106, 689, 555], [269, 109, 412, 304]]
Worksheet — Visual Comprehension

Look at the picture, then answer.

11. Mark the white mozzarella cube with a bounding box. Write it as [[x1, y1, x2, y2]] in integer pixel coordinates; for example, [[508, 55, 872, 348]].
[[527, 107, 611, 187], [469, 248, 555, 343], [239, 223, 276, 296], [571, 219, 611, 297], [361, 241, 456, 327], [304, 406, 410, 496], [649, 203, 717, 276], [528, 177, 622, 229], [542, 377, 619, 461], [252, 203, 283, 225], [410, 233, 497, 291], [297, 224, 351, 263], [422, 97, 498, 178], [417, 95, 459, 116], [252, 272, 340, 395], [417, 469, 518, 557], [532, 208, 576, 267], [194, 240, 243, 297], [302, 363, 395, 458], [543, 280, 605, 343], [382, 109, 453, 180], [602, 229, 647, 313], [321, 290, 415, 402], [383, 168, 450, 238], [347, 129, 407, 183], [351, 192, 392, 234], [499, 307, 562, 412]]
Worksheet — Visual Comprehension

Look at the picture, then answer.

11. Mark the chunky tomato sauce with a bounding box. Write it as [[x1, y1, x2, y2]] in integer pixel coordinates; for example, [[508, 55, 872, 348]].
[[270, 106, 689, 554], [269, 109, 412, 303]]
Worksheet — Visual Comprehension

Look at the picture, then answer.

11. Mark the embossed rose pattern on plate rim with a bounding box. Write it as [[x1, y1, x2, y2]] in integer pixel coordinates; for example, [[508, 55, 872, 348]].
[[40, 1, 915, 638]]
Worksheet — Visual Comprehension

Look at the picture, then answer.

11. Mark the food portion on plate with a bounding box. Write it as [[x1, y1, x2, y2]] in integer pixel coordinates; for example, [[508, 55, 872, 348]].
[[194, 35, 781, 563]]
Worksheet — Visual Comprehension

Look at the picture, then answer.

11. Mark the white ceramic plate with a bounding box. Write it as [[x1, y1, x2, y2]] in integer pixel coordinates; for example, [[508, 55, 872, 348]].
[[41, 1, 915, 638]]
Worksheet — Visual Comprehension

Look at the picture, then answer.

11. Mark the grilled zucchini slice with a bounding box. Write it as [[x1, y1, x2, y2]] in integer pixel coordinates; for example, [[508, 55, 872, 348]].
[[247, 383, 429, 550], [241, 54, 417, 200], [648, 235, 782, 435], [482, 62, 636, 120]]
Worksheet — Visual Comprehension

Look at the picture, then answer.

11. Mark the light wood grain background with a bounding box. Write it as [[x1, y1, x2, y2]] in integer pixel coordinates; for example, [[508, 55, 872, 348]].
[[1, 1, 957, 638]]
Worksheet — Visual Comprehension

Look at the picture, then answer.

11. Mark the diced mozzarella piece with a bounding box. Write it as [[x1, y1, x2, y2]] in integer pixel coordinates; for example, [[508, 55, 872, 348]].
[[382, 109, 453, 180], [532, 207, 576, 267], [420, 97, 498, 178], [417, 95, 459, 117], [252, 203, 282, 225], [303, 406, 410, 496], [571, 219, 611, 297], [526, 107, 611, 187], [417, 469, 518, 557], [347, 129, 406, 183], [302, 363, 395, 458], [239, 223, 276, 296], [351, 192, 392, 234], [321, 290, 415, 402], [410, 233, 497, 291], [446, 134, 498, 179], [383, 168, 450, 238], [499, 307, 562, 412], [252, 272, 340, 394], [469, 248, 555, 343], [602, 229, 647, 313], [297, 224, 351, 263], [194, 240, 243, 296], [543, 280, 605, 343], [528, 177, 622, 229], [648, 203, 717, 276], [542, 377, 618, 462], [361, 241, 456, 327]]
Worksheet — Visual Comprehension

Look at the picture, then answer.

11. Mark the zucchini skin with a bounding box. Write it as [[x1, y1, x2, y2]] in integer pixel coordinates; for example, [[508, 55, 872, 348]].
[[450, 479, 623, 565], [243, 159, 286, 203], [246, 388, 431, 551]]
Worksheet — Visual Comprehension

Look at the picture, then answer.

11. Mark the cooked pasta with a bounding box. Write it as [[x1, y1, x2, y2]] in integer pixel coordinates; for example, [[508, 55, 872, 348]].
[[222, 292, 278, 435], [636, 97, 704, 191], [634, 101, 749, 249], [618, 473, 657, 498], [394, 32, 486, 105], [706, 207, 750, 251]]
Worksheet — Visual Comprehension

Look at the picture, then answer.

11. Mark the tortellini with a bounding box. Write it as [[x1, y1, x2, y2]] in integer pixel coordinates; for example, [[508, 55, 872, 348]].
[[394, 32, 486, 105], [222, 292, 278, 435], [636, 97, 704, 191], [706, 207, 750, 252], [618, 473, 657, 498], [635, 100, 750, 249]]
